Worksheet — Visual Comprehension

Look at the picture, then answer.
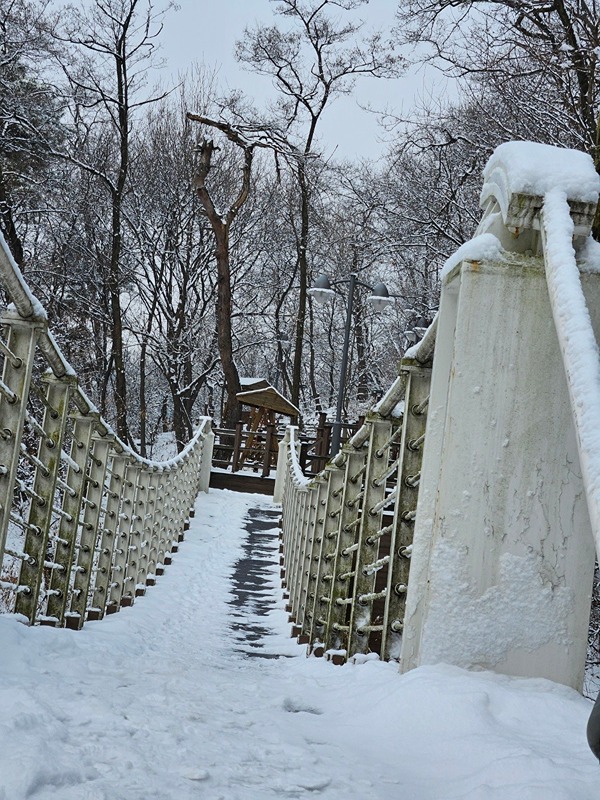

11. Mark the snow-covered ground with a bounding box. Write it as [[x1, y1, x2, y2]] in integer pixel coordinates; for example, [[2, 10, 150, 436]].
[[0, 489, 598, 799]]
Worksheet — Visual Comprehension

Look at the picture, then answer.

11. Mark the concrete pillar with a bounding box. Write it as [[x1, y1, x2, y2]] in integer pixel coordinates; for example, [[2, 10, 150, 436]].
[[400, 253, 598, 690]]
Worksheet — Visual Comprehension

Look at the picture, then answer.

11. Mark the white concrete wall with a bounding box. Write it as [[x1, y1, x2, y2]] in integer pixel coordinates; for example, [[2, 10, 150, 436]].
[[400, 255, 599, 690]]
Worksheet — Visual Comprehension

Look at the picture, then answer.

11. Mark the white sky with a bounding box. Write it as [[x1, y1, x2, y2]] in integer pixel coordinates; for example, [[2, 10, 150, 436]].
[[156, 0, 452, 160]]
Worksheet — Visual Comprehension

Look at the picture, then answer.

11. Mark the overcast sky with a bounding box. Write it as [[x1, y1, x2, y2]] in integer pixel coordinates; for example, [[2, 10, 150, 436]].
[[155, 0, 452, 160]]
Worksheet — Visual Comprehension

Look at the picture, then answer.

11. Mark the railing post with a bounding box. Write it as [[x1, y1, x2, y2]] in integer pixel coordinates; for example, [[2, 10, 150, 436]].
[[144, 469, 162, 586], [132, 467, 153, 597], [346, 417, 393, 658], [46, 412, 95, 625], [289, 485, 311, 626], [0, 313, 39, 563], [262, 422, 276, 477], [306, 462, 344, 652], [323, 445, 367, 655], [382, 365, 430, 660], [15, 373, 73, 623], [93, 451, 128, 618], [273, 428, 292, 503], [67, 434, 111, 629], [198, 424, 213, 493], [232, 421, 243, 472], [119, 463, 143, 607], [300, 474, 328, 641], [155, 468, 170, 575]]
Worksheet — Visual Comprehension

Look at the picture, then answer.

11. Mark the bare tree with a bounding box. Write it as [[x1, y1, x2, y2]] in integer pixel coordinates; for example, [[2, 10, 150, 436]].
[[0, 0, 62, 266], [394, 0, 600, 234], [187, 114, 273, 429], [237, 0, 401, 407], [57, 0, 171, 442]]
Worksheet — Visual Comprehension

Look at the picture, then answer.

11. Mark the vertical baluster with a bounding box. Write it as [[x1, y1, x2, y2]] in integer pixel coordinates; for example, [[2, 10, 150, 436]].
[[132, 467, 153, 597], [0, 314, 39, 562], [144, 469, 162, 587], [323, 444, 368, 657], [155, 468, 169, 575], [382, 366, 430, 660], [90, 451, 128, 619], [46, 412, 95, 625], [67, 435, 111, 629], [120, 463, 142, 607], [288, 482, 309, 626], [156, 467, 173, 575], [347, 417, 393, 658], [105, 455, 131, 612], [171, 462, 186, 553], [161, 468, 177, 566], [292, 483, 317, 638], [307, 462, 345, 654], [301, 474, 328, 643], [15, 374, 73, 622]]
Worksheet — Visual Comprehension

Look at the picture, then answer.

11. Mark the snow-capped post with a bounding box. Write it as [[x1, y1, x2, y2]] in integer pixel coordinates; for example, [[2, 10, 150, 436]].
[[400, 142, 600, 691], [198, 422, 214, 494], [273, 427, 292, 503]]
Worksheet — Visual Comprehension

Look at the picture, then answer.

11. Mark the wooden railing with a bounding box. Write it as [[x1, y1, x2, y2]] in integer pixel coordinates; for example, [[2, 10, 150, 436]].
[[0, 234, 214, 628], [274, 344, 433, 663], [212, 415, 365, 481]]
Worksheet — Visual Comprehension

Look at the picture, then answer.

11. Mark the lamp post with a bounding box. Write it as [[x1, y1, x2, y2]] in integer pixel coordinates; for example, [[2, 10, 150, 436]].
[[309, 273, 394, 456]]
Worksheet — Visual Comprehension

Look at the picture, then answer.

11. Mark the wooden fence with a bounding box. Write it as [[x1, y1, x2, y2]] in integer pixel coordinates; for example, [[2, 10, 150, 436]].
[[212, 414, 365, 481], [0, 234, 214, 628], [274, 331, 434, 663]]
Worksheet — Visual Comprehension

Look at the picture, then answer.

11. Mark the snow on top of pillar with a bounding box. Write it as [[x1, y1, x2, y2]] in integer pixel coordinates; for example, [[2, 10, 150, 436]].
[[483, 141, 600, 203], [440, 233, 505, 279], [481, 142, 600, 236]]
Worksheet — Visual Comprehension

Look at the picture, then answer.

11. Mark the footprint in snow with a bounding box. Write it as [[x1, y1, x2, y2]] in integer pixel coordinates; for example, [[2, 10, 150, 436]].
[[182, 768, 210, 781], [283, 697, 323, 715]]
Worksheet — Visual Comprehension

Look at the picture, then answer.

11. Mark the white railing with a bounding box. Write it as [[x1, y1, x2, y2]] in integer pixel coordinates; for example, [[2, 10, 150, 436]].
[[0, 234, 214, 628], [276, 141, 600, 695]]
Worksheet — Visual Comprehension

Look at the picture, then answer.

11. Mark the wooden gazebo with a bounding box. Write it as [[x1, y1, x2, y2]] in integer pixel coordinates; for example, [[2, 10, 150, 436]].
[[234, 383, 299, 471]]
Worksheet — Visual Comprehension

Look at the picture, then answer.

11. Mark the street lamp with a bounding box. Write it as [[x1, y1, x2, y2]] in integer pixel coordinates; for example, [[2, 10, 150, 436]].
[[308, 272, 394, 456]]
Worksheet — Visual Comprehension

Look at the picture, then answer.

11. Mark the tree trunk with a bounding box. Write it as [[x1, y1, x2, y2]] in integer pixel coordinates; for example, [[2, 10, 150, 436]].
[[0, 163, 24, 267], [214, 222, 241, 429], [291, 161, 310, 409]]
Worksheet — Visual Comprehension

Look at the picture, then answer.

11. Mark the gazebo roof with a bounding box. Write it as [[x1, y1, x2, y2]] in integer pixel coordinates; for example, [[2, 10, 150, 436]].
[[236, 386, 299, 417]]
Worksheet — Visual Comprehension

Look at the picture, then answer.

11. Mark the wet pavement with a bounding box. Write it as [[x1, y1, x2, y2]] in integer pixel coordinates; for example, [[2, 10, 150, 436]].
[[228, 506, 288, 659]]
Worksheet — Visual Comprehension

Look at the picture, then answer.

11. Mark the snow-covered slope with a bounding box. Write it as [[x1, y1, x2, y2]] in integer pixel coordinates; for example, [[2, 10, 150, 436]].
[[0, 490, 597, 799]]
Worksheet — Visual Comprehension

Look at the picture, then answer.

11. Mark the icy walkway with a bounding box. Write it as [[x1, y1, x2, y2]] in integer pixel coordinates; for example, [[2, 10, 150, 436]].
[[0, 490, 599, 799]]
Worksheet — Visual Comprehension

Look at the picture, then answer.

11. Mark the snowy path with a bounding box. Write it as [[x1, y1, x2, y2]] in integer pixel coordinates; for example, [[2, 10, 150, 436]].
[[0, 489, 599, 799]]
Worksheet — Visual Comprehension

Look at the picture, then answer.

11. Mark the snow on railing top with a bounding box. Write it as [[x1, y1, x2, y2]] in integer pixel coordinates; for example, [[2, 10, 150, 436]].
[[0, 235, 47, 322], [0, 230, 210, 470], [542, 188, 600, 559], [287, 426, 311, 489], [484, 141, 600, 204]]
